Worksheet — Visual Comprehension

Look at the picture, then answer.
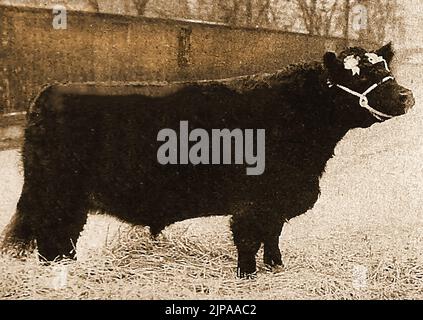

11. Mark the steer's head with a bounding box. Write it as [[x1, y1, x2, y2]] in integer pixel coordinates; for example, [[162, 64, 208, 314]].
[[323, 43, 415, 127]]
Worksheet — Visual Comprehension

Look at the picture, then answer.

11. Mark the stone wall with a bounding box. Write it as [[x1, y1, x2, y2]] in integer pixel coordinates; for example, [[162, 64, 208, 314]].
[[0, 5, 367, 114]]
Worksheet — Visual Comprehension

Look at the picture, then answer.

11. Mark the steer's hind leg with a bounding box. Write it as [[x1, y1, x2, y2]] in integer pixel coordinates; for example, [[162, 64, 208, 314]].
[[263, 222, 284, 269], [2, 179, 89, 262], [34, 185, 89, 262], [231, 211, 261, 278], [20, 150, 90, 261]]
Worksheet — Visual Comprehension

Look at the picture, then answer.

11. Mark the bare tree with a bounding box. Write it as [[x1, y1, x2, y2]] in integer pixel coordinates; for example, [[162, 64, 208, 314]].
[[296, 0, 341, 36], [215, 0, 241, 25], [343, 0, 351, 40], [354, 0, 401, 45], [133, 0, 150, 15], [86, 0, 100, 12], [177, 0, 192, 19], [146, 0, 191, 19], [246, 0, 253, 25], [209, 0, 276, 27], [136, 0, 400, 43], [253, 0, 273, 27], [294, 0, 400, 44], [141, 0, 290, 29]]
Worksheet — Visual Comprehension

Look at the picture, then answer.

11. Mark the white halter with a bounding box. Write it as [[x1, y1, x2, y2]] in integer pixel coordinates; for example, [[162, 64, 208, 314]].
[[331, 76, 395, 121]]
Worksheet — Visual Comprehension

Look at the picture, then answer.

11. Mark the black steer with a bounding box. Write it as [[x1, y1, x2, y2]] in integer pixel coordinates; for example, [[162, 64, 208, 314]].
[[1, 43, 415, 277]]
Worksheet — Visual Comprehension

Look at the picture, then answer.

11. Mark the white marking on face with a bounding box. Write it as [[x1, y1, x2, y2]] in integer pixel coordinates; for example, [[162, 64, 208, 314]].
[[365, 53, 390, 71], [344, 55, 361, 76]]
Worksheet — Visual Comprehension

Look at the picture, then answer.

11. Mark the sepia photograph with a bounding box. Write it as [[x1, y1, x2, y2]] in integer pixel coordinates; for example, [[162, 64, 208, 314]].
[[0, 0, 421, 303]]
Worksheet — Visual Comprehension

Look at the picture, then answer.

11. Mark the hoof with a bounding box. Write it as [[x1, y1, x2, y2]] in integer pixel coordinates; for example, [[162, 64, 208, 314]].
[[263, 254, 283, 268], [38, 250, 77, 264], [237, 267, 257, 279], [264, 262, 284, 273]]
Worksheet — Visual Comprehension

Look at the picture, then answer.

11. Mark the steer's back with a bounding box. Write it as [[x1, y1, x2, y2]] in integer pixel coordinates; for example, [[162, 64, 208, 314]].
[[28, 75, 322, 227]]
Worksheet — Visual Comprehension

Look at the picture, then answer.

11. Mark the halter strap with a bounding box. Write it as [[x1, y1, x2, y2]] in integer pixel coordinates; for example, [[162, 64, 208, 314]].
[[332, 76, 395, 121]]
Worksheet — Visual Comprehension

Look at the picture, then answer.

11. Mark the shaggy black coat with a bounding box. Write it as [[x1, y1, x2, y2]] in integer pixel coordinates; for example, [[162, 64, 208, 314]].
[[2, 43, 414, 277]]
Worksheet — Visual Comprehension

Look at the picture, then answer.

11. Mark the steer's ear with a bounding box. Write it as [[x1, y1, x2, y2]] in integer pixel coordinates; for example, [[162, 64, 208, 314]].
[[323, 52, 342, 74], [376, 42, 394, 65]]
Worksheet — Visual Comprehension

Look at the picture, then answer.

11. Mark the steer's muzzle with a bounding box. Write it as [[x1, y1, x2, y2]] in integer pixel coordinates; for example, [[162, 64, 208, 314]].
[[400, 89, 415, 112]]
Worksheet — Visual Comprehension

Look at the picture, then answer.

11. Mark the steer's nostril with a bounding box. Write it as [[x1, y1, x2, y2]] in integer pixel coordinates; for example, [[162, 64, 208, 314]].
[[400, 90, 415, 104], [403, 94, 415, 111]]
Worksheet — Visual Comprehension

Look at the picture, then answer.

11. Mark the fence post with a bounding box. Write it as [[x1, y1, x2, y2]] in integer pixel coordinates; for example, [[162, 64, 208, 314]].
[[177, 26, 192, 68]]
